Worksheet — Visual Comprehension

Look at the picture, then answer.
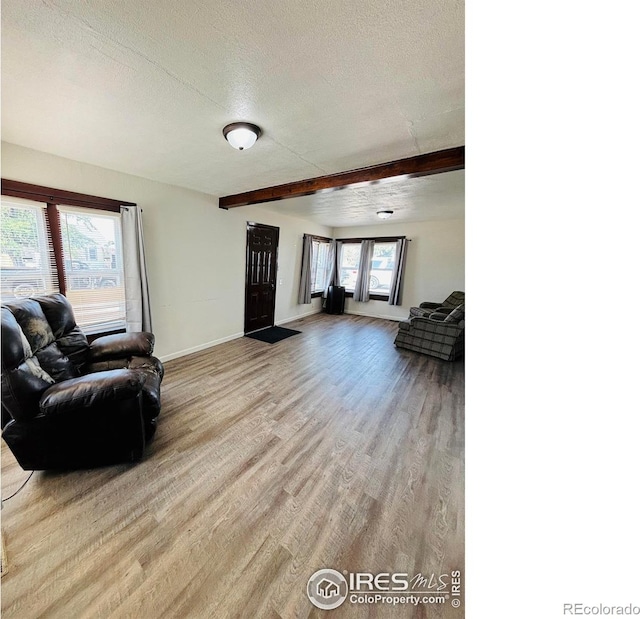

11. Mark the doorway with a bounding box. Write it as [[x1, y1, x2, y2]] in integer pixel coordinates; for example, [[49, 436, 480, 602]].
[[244, 222, 279, 333]]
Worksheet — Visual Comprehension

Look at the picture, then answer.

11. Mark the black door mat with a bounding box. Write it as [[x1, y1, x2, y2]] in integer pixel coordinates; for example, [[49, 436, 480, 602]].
[[245, 326, 301, 344]]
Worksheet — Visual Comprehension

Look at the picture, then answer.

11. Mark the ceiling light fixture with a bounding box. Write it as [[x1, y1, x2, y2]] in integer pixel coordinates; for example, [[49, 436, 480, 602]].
[[222, 122, 261, 150], [377, 210, 393, 220]]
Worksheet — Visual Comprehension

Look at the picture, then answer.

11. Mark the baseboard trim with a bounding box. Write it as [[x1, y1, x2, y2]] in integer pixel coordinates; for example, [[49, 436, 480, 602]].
[[159, 332, 244, 362], [159, 309, 324, 362], [277, 309, 323, 325], [344, 310, 403, 322]]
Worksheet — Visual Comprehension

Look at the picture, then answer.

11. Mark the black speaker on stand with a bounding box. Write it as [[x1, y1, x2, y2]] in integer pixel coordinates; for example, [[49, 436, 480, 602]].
[[325, 285, 345, 315]]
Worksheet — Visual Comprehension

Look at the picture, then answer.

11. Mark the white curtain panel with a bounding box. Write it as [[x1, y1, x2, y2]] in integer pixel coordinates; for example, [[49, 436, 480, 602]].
[[353, 240, 374, 302], [120, 206, 152, 332], [297, 234, 313, 304], [388, 238, 408, 305]]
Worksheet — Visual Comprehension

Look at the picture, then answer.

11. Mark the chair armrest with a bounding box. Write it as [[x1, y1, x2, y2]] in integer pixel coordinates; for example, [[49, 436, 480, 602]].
[[39, 369, 144, 416], [410, 307, 431, 318], [410, 315, 465, 334], [89, 332, 155, 361], [419, 301, 441, 309], [428, 312, 448, 321]]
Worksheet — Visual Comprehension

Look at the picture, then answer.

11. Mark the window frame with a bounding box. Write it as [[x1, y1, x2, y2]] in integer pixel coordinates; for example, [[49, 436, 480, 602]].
[[336, 235, 405, 301], [306, 234, 333, 298], [57, 206, 127, 334], [2, 179, 135, 336]]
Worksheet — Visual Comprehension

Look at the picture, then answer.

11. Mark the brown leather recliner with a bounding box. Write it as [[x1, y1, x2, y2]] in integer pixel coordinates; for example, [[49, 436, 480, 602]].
[[1, 293, 164, 470]]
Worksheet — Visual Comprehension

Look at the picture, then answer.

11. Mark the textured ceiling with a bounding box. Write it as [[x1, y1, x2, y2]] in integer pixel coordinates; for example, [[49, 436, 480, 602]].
[[1, 0, 464, 225], [260, 170, 464, 228]]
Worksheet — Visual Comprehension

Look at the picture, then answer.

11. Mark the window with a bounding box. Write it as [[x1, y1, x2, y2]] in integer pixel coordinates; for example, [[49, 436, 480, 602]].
[[339, 238, 400, 297], [58, 207, 126, 332], [369, 242, 396, 292], [1, 197, 126, 333], [1, 200, 59, 299], [339, 243, 361, 292], [310, 239, 331, 294]]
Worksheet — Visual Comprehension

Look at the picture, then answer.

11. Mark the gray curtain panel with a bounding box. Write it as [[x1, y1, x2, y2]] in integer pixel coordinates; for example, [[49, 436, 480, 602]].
[[353, 239, 374, 302], [297, 234, 313, 304], [388, 238, 408, 305], [323, 240, 341, 298], [120, 206, 153, 332]]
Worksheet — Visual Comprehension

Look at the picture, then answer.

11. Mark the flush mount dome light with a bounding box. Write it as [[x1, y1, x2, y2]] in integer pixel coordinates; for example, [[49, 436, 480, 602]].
[[377, 210, 394, 220], [223, 122, 261, 150]]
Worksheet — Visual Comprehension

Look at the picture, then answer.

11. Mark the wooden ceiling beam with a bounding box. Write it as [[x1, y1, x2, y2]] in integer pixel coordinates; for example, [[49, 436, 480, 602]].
[[219, 145, 464, 209]]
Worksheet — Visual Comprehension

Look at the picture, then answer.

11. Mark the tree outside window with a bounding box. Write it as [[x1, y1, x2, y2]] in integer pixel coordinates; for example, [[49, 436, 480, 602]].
[[1, 199, 126, 333]]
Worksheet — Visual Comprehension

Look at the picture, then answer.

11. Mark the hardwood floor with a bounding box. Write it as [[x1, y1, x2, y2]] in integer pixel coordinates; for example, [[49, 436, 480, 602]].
[[1, 313, 464, 618]]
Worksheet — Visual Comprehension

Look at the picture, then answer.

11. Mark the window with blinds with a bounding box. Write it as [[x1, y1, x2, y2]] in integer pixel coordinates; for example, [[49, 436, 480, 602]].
[[1, 198, 126, 333], [310, 239, 331, 294], [58, 206, 126, 333], [1, 198, 60, 300]]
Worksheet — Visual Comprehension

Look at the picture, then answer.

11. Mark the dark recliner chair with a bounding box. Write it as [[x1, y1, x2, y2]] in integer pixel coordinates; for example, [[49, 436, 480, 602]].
[[1, 293, 164, 470]]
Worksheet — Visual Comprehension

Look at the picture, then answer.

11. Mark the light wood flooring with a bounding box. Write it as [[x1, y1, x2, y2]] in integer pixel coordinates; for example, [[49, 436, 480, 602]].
[[1, 313, 464, 618]]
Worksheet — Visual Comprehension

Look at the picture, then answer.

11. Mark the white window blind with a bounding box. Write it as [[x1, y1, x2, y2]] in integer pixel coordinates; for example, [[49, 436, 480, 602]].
[[1, 198, 59, 301], [311, 239, 331, 293], [58, 206, 126, 333]]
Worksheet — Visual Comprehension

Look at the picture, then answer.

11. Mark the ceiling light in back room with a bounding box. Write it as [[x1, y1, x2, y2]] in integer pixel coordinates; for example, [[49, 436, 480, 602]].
[[223, 122, 262, 150], [377, 210, 393, 219]]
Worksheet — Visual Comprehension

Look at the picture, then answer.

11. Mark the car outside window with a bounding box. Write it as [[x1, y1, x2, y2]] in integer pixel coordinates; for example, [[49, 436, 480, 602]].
[[338, 241, 398, 295]]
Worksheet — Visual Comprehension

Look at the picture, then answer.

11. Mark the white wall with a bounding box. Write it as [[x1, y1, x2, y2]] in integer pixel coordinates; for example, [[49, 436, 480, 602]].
[[1, 142, 331, 360], [331, 219, 465, 320]]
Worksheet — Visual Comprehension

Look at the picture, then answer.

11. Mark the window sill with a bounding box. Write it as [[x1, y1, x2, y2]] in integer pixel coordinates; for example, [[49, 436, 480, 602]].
[[344, 291, 390, 301], [311, 289, 390, 301], [82, 320, 127, 342]]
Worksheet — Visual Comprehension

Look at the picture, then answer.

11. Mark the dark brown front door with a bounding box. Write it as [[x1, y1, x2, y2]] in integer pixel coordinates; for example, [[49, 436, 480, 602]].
[[244, 222, 279, 333]]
